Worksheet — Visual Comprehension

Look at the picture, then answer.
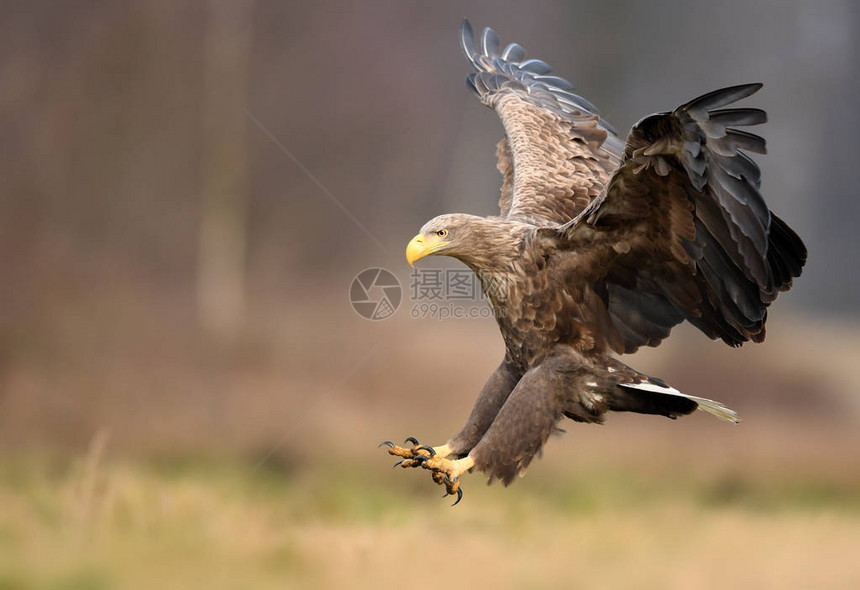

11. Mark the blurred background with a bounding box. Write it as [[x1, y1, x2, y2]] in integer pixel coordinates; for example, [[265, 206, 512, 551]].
[[1, 1, 859, 588]]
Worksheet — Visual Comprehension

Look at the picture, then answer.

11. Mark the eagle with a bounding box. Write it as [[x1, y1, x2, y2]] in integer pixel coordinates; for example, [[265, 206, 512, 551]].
[[381, 20, 806, 504]]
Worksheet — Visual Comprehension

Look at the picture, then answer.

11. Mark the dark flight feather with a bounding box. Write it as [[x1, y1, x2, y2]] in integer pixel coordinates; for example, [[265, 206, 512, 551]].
[[548, 82, 805, 351]]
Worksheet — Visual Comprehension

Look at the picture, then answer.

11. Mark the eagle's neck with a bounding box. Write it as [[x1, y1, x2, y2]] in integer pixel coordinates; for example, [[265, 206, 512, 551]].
[[452, 220, 534, 306], [453, 219, 531, 273]]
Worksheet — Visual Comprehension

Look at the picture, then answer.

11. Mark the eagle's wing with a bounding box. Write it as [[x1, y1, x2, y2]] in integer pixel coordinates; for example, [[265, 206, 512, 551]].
[[550, 84, 806, 353], [461, 20, 623, 225]]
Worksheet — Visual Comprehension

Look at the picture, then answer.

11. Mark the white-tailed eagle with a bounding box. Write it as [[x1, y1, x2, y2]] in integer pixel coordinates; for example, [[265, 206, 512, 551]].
[[381, 20, 806, 504]]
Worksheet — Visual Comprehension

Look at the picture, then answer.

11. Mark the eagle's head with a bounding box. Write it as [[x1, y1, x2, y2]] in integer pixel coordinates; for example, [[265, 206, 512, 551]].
[[406, 213, 526, 270], [406, 214, 477, 266]]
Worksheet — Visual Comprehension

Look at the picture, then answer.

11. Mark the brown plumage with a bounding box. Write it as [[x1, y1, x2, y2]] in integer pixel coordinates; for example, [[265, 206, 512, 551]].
[[388, 20, 806, 493]]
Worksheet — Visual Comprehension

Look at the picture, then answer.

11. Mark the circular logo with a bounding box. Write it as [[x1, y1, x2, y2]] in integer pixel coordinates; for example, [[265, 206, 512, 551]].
[[349, 268, 402, 320]]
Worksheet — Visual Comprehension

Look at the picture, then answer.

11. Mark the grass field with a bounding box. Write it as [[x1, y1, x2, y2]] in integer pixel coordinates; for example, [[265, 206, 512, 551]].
[[2, 318, 859, 588], [1, 427, 858, 590]]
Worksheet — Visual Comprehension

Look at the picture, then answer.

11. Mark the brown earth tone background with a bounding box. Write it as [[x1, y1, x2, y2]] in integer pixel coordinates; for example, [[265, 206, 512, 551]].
[[1, 1, 858, 588]]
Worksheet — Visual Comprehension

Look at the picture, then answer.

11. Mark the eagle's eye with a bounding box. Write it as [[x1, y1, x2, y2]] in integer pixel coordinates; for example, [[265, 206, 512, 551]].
[[436, 229, 448, 238]]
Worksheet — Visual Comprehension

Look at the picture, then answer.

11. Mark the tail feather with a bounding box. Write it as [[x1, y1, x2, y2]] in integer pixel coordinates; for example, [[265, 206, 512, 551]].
[[619, 381, 740, 423]]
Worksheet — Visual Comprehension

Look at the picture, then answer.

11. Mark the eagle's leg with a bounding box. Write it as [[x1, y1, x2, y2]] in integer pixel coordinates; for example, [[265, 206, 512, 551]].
[[380, 361, 517, 463], [466, 355, 576, 485], [379, 439, 474, 503], [419, 455, 475, 503], [379, 362, 519, 502], [380, 437, 451, 464], [442, 361, 520, 456]]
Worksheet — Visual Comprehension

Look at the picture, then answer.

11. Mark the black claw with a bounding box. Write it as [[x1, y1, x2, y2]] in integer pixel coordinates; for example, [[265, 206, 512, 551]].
[[416, 445, 436, 456], [413, 454, 429, 464], [378, 441, 395, 448], [451, 488, 463, 506], [404, 436, 419, 446], [392, 460, 404, 469]]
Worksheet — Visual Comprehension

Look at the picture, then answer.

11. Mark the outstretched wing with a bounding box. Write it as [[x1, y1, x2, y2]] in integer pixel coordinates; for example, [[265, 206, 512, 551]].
[[551, 84, 806, 353], [461, 20, 623, 225]]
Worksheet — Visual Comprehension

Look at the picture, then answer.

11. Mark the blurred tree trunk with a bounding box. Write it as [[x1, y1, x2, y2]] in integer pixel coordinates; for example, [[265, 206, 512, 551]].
[[198, 0, 254, 342]]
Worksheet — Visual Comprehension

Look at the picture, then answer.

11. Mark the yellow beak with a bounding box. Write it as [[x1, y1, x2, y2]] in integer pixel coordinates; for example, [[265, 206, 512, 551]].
[[406, 234, 428, 267], [406, 233, 449, 266]]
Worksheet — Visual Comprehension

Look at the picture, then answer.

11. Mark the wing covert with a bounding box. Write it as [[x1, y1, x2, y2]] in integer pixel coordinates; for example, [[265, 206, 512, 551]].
[[461, 20, 622, 226]]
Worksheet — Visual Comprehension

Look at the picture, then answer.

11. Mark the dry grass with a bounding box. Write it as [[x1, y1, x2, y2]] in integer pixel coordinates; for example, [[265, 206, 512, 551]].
[[0, 432, 858, 590], [2, 306, 859, 588]]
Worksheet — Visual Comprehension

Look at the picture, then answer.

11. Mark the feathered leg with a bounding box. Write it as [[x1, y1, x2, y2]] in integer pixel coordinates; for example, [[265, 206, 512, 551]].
[[382, 361, 519, 458], [380, 361, 520, 503], [444, 361, 521, 456], [468, 355, 579, 485]]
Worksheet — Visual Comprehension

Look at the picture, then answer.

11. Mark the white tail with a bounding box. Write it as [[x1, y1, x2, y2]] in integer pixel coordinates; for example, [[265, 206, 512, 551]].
[[621, 381, 741, 423]]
